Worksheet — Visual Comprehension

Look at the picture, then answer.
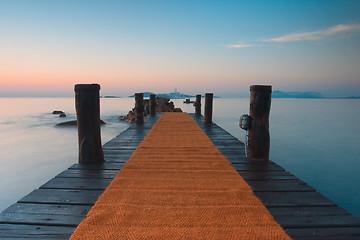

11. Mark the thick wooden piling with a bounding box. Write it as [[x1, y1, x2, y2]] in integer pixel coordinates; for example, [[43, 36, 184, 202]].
[[135, 93, 144, 124], [195, 94, 201, 116], [150, 94, 156, 116], [204, 93, 213, 124], [74, 84, 104, 164], [248, 85, 272, 161]]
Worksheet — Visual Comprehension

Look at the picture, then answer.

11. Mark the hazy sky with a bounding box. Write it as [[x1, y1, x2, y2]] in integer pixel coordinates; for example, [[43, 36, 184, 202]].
[[1, 0, 359, 97]]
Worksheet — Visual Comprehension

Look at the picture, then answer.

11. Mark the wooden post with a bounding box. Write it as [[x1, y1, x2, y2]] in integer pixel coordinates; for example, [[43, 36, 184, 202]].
[[248, 85, 272, 161], [135, 93, 144, 124], [204, 93, 213, 124], [74, 84, 104, 164], [195, 94, 201, 116], [150, 94, 156, 116]]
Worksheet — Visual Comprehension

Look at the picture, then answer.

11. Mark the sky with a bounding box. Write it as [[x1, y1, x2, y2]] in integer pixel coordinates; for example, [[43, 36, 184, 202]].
[[0, 0, 359, 98]]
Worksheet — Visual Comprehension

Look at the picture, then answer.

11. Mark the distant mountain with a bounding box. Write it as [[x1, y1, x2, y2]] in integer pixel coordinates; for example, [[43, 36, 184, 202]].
[[129, 90, 195, 99], [128, 92, 156, 98], [101, 95, 122, 98], [272, 91, 324, 98]]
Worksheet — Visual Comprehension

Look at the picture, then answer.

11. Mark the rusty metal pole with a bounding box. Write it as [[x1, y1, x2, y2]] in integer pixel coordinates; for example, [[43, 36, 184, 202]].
[[248, 85, 272, 161], [195, 94, 201, 116], [74, 84, 104, 164], [135, 93, 144, 124], [150, 94, 156, 116], [204, 93, 213, 124]]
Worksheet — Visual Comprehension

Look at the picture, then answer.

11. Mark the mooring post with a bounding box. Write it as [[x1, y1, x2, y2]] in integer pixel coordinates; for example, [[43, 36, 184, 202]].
[[150, 94, 156, 116], [204, 93, 213, 124], [195, 94, 201, 116], [135, 93, 144, 124], [74, 84, 104, 164], [248, 85, 272, 161]]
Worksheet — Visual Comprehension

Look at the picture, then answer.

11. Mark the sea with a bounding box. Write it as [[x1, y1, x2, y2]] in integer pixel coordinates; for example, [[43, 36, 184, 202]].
[[0, 97, 359, 219]]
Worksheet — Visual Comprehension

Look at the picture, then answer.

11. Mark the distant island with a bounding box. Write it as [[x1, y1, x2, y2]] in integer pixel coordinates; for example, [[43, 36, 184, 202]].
[[129, 90, 195, 99], [272, 91, 324, 98]]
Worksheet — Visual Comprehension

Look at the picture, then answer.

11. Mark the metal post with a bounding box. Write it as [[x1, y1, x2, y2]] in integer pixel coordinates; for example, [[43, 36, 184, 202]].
[[195, 94, 201, 116], [135, 93, 144, 124], [204, 93, 213, 124], [150, 94, 156, 116], [248, 85, 272, 161], [74, 84, 104, 164]]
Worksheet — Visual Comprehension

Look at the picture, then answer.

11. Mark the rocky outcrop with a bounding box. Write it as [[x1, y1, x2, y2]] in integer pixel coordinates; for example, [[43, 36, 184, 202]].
[[55, 119, 106, 127], [120, 97, 182, 123], [52, 110, 64, 114], [53, 110, 66, 117]]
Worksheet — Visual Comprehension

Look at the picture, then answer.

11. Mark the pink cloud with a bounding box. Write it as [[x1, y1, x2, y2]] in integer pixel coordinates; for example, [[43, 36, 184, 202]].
[[267, 23, 360, 42], [226, 43, 255, 48]]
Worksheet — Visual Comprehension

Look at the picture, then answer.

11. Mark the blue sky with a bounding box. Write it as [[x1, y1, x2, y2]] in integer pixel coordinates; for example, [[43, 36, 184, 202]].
[[0, 0, 359, 97]]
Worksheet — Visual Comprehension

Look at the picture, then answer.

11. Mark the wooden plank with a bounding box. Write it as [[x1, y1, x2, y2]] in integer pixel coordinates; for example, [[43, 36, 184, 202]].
[[40, 177, 112, 190], [69, 162, 125, 170], [18, 189, 103, 205], [276, 214, 360, 228], [231, 163, 285, 171], [247, 179, 315, 192], [0, 212, 84, 227], [0, 224, 73, 239], [255, 191, 337, 207], [237, 171, 297, 180], [287, 227, 360, 240], [56, 169, 118, 179], [103, 149, 135, 155], [268, 206, 351, 217], [103, 145, 140, 150], [3, 203, 91, 216]]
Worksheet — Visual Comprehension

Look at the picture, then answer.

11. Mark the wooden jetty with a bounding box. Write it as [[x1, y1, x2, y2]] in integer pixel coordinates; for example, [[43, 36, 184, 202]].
[[0, 85, 360, 239]]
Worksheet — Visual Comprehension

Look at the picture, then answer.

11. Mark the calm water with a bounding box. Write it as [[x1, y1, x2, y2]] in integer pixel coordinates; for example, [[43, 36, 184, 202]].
[[0, 98, 359, 219]]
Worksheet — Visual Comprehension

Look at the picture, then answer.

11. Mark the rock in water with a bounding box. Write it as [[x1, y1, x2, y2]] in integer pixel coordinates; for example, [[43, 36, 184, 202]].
[[55, 119, 106, 127], [120, 97, 182, 123], [52, 110, 64, 114]]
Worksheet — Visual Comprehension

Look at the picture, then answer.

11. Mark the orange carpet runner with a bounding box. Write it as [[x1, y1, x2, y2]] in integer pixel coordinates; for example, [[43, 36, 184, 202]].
[[70, 112, 291, 239]]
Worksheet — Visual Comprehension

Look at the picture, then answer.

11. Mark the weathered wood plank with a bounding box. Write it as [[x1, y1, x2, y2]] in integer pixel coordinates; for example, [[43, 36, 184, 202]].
[[3, 203, 91, 216], [56, 169, 118, 179], [0, 224, 73, 239], [277, 214, 360, 228], [18, 189, 103, 205], [237, 171, 297, 180], [286, 227, 360, 240], [40, 177, 112, 190], [268, 206, 351, 217], [255, 189, 337, 207], [69, 162, 124, 170], [231, 163, 285, 171], [247, 179, 315, 192], [0, 212, 84, 227]]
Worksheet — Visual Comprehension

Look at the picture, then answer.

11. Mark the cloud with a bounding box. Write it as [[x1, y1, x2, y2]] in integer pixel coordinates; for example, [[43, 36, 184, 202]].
[[267, 23, 360, 42], [226, 43, 255, 48]]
